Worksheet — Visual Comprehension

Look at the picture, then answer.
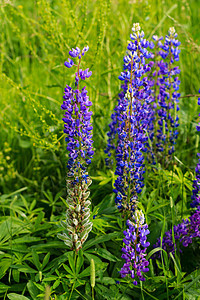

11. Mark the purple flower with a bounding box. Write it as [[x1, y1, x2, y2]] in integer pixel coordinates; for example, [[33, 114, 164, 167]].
[[64, 58, 74, 68], [69, 47, 81, 58], [150, 28, 181, 162], [153, 207, 200, 257], [120, 210, 150, 285], [107, 23, 155, 213], [58, 46, 93, 251]]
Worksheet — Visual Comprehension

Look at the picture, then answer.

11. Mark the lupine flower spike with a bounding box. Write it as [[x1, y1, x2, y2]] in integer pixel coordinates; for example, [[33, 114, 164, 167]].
[[58, 46, 93, 251], [120, 209, 150, 285], [112, 23, 154, 215], [151, 28, 181, 163]]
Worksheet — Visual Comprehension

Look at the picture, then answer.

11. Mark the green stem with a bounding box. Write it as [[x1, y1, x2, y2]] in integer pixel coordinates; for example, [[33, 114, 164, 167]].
[[69, 251, 77, 299], [92, 287, 94, 300], [140, 281, 145, 300], [69, 281, 76, 300]]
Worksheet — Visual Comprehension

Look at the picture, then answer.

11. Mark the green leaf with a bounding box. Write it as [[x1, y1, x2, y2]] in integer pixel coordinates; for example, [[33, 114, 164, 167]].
[[96, 277, 115, 285], [18, 139, 32, 148], [34, 212, 45, 229], [78, 266, 91, 278], [53, 279, 60, 289], [27, 280, 39, 300], [0, 188, 27, 201], [7, 294, 30, 300], [83, 232, 119, 250], [0, 282, 10, 291], [43, 276, 58, 281], [76, 250, 84, 274], [12, 269, 20, 283], [68, 252, 76, 274], [96, 248, 120, 262], [0, 259, 11, 279], [33, 282, 45, 292], [146, 247, 164, 260], [42, 252, 50, 269], [84, 253, 102, 264], [32, 249, 41, 270], [18, 265, 37, 274], [148, 203, 169, 213], [12, 237, 41, 244], [63, 264, 74, 276]]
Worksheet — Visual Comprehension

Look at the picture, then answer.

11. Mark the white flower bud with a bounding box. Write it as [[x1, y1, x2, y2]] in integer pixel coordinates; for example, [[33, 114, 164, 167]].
[[67, 225, 75, 233], [169, 27, 175, 35], [83, 191, 90, 200], [75, 240, 82, 250], [80, 232, 88, 242], [73, 234, 78, 241], [64, 240, 73, 247], [75, 204, 81, 212], [84, 200, 91, 207], [132, 23, 140, 32], [73, 219, 78, 226], [82, 217, 90, 225]]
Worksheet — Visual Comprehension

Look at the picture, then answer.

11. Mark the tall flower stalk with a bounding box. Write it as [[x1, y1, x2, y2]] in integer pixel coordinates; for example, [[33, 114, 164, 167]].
[[151, 28, 181, 164], [58, 46, 93, 251], [120, 210, 150, 286], [107, 23, 152, 285], [113, 23, 154, 216]]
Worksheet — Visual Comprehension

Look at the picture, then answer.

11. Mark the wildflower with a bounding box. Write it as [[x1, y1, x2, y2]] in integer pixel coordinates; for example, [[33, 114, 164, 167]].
[[153, 207, 200, 257], [151, 28, 181, 162], [58, 46, 93, 251], [120, 210, 150, 285], [109, 23, 154, 214]]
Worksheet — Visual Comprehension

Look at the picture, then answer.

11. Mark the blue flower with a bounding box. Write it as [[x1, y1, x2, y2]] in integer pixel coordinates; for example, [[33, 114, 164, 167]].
[[59, 46, 93, 251], [120, 211, 150, 285]]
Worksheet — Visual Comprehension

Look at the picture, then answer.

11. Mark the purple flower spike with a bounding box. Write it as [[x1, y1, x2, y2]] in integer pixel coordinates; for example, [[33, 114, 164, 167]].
[[150, 27, 181, 160], [120, 210, 150, 285], [58, 46, 93, 251], [105, 23, 155, 213]]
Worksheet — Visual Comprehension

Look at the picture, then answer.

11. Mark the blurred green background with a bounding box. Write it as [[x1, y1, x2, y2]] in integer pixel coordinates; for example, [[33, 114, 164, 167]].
[[0, 0, 200, 196]]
